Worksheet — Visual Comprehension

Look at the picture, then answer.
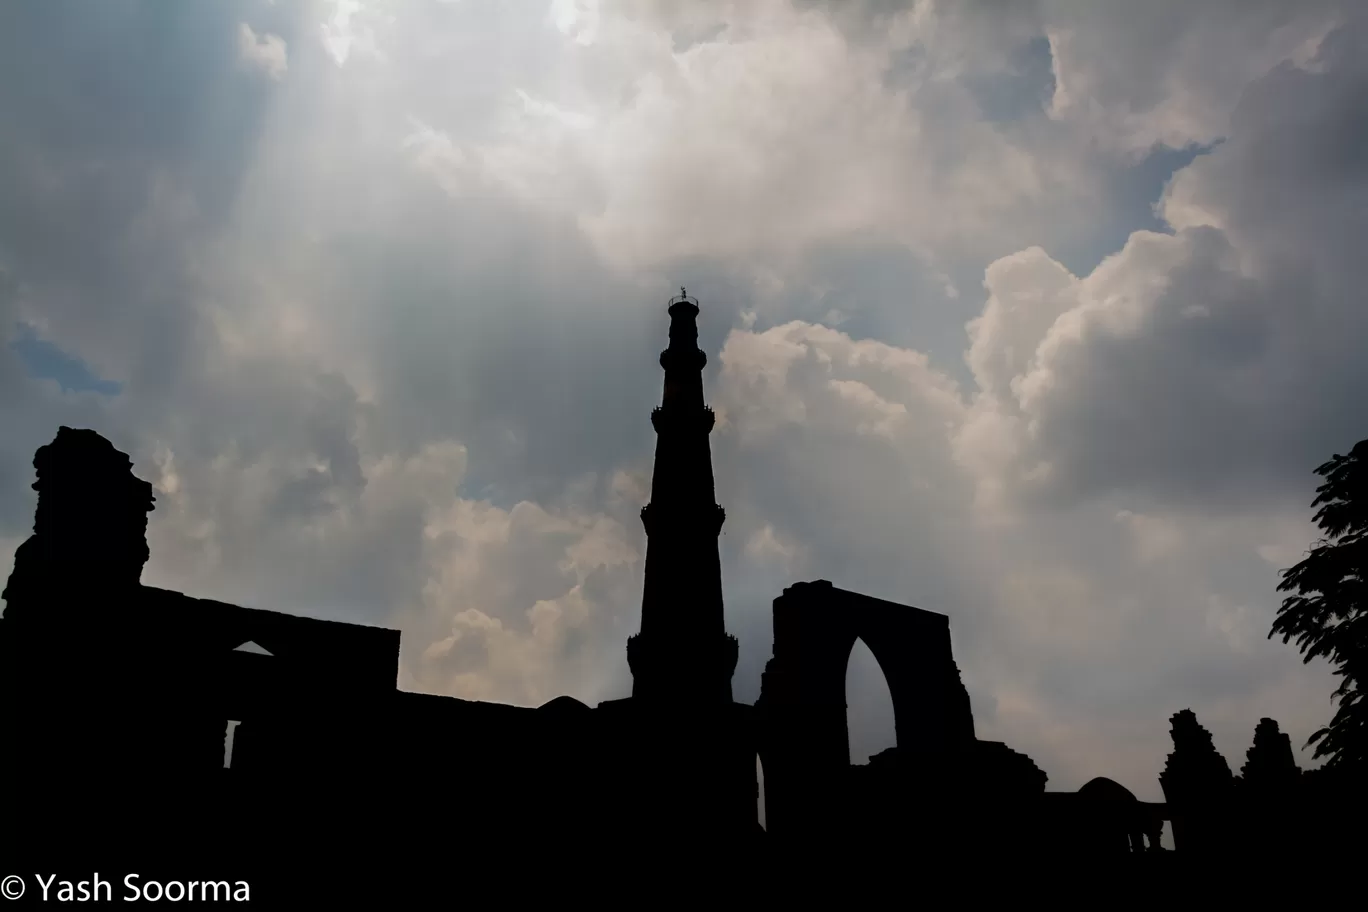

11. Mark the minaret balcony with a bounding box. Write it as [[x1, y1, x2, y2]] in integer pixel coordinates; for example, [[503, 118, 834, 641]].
[[659, 347, 707, 372], [626, 630, 739, 700], [639, 502, 725, 537], [650, 406, 716, 434]]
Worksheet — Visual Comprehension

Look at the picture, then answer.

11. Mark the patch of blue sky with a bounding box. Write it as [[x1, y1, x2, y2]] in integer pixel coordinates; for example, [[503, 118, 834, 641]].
[[10, 324, 121, 395]]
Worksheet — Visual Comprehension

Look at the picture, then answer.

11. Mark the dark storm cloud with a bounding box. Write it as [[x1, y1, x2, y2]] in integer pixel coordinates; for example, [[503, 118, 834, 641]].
[[319, 193, 666, 507], [972, 13, 1368, 513], [0, 1, 277, 296]]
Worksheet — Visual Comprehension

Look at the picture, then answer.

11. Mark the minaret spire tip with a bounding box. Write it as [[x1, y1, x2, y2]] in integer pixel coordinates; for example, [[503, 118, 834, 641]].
[[667, 285, 699, 318]]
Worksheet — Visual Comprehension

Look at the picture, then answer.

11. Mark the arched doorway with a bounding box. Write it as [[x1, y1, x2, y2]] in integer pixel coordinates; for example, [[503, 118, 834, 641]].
[[756, 581, 977, 838], [846, 637, 896, 766]]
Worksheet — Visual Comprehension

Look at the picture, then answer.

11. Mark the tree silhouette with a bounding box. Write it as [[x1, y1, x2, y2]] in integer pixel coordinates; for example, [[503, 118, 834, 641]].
[[1270, 439, 1368, 769]]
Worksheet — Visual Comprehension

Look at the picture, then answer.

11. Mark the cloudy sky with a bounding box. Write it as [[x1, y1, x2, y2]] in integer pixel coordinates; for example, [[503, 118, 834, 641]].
[[3, 0, 1365, 810]]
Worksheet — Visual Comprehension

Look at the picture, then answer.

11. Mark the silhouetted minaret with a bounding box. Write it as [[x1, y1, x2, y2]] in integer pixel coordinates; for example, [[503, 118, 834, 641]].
[[627, 289, 738, 704]]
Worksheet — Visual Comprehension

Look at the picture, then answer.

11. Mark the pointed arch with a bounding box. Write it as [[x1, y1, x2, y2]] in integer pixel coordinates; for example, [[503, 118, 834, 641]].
[[846, 637, 896, 765]]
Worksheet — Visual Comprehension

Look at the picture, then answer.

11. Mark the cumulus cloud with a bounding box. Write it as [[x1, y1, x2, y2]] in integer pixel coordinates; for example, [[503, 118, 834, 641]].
[[238, 23, 288, 80], [960, 11, 1368, 515], [320, 0, 384, 67], [1039, 0, 1343, 155], [744, 522, 805, 569], [550, 0, 601, 47], [411, 494, 639, 705], [379, 0, 1098, 278]]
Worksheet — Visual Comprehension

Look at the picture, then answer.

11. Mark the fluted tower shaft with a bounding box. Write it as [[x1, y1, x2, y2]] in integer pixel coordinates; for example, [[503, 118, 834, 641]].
[[628, 291, 737, 703]]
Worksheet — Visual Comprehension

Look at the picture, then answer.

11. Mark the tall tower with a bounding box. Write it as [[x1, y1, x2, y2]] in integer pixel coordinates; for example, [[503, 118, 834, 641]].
[[627, 289, 738, 704]]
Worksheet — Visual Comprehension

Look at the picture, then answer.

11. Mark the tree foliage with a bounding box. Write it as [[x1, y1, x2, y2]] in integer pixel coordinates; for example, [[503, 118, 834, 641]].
[[1270, 439, 1368, 769]]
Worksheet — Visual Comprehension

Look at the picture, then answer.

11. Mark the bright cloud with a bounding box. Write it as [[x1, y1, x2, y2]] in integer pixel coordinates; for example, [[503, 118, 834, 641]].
[[238, 23, 288, 80]]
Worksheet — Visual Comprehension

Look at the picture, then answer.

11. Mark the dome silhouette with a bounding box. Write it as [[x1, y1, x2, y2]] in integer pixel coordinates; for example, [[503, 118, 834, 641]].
[[1078, 777, 1138, 802]]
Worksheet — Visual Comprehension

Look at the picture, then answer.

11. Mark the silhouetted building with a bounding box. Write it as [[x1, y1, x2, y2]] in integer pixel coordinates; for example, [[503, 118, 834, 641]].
[[629, 289, 737, 705], [758, 581, 981, 841], [1159, 708, 1236, 853], [8, 289, 1360, 897], [597, 289, 758, 848], [1241, 717, 1301, 794], [754, 580, 1159, 861]]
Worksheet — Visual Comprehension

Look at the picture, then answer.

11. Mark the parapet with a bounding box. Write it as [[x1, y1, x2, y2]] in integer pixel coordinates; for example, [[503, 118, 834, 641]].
[[775, 580, 950, 627]]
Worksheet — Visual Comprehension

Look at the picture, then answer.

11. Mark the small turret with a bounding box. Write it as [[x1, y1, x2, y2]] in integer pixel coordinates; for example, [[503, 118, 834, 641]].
[[2, 427, 155, 619], [1240, 717, 1301, 794]]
